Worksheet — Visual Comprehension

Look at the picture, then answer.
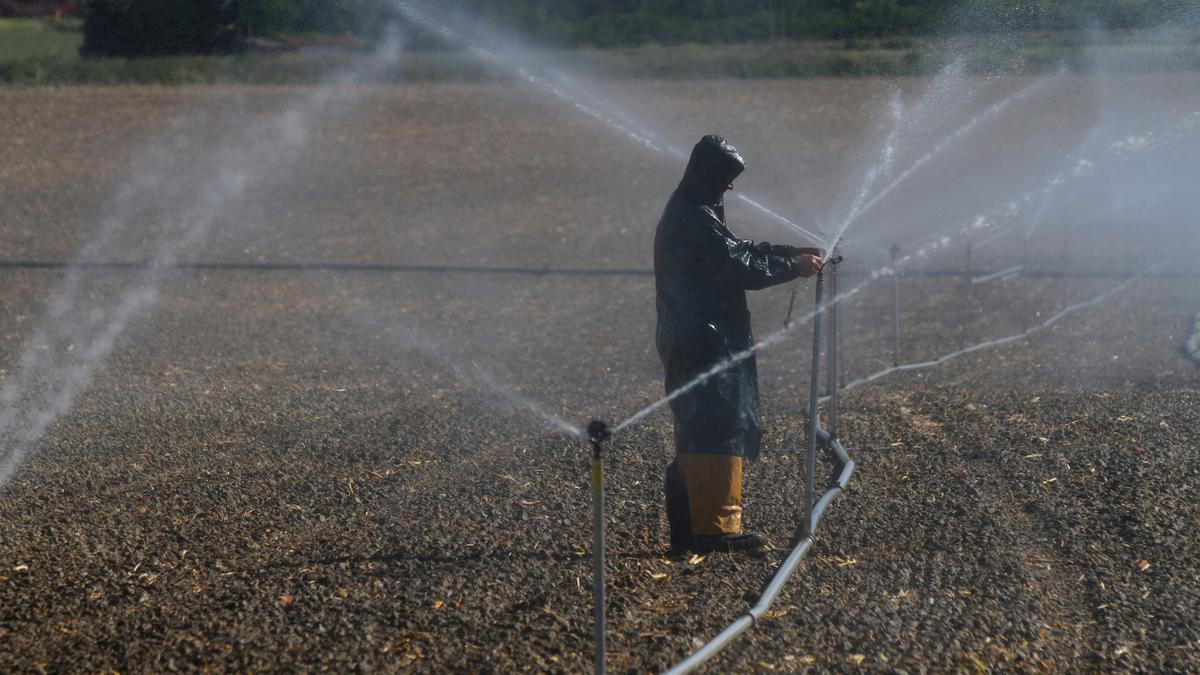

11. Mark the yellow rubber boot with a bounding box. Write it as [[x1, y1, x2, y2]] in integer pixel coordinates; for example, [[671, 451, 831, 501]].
[[676, 453, 743, 536]]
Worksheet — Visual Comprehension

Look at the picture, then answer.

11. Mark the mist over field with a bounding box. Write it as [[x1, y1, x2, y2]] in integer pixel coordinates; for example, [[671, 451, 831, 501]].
[[1, 0, 1198, 671]]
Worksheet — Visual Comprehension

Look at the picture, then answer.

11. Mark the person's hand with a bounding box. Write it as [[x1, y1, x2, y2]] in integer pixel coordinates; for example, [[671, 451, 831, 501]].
[[794, 246, 827, 259], [794, 253, 823, 277]]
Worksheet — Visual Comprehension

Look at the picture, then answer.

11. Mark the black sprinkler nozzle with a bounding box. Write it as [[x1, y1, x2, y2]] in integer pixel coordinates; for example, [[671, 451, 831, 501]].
[[587, 420, 611, 445], [827, 255, 844, 266]]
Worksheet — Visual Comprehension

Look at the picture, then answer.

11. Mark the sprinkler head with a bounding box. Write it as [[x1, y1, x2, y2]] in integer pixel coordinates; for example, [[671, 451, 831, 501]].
[[587, 420, 611, 445], [827, 255, 844, 266]]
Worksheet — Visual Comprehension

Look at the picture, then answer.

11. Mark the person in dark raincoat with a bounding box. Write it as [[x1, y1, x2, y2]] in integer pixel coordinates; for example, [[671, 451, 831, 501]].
[[655, 135, 823, 554]]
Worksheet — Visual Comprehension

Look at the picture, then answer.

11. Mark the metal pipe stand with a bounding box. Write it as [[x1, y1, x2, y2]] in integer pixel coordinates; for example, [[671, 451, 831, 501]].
[[587, 420, 611, 675]]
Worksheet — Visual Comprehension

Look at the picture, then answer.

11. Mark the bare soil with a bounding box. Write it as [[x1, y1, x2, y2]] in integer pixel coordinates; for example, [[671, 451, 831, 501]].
[[1, 78, 1198, 672]]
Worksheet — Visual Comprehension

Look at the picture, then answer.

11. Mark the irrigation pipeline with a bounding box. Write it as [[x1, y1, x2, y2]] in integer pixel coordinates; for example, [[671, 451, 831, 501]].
[[4, 258, 1198, 280], [3, 258, 1199, 282], [586, 421, 611, 675], [0, 258, 654, 277]]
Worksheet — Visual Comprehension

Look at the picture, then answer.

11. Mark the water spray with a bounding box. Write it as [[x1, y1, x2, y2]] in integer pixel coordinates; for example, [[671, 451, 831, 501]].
[[620, 137, 1193, 438], [586, 419, 611, 675], [834, 259, 1169, 395], [392, 0, 821, 242], [971, 266, 1024, 286], [974, 220, 1021, 249], [828, 76, 1056, 250], [0, 32, 410, 491], [1185, 311, 1200, 366]]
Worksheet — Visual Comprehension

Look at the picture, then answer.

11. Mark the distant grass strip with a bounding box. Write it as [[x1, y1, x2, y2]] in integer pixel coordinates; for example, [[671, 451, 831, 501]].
[[0, 17, 81, 62], [2, 33, 1199, 85]]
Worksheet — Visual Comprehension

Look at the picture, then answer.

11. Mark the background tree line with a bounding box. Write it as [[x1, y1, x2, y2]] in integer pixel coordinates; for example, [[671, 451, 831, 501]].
[[78, 0, 1193, 57]]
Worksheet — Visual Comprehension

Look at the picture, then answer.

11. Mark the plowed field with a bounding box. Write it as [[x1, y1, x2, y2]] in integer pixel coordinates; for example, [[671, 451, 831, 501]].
[[2, 77, 1198, 672]]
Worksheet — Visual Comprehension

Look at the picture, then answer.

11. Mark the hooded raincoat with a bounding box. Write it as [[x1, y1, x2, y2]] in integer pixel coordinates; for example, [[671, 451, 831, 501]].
[[654, 136, 809, 460]]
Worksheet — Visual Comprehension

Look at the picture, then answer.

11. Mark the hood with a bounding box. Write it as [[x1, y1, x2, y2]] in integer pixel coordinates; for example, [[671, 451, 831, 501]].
[[677, 135, 746, 207]]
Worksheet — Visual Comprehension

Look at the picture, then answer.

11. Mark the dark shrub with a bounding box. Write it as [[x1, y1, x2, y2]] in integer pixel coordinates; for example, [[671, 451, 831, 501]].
[[81, 0, 237, 57]]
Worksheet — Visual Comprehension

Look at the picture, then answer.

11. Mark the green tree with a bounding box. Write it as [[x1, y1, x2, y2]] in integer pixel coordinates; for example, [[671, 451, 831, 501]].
[[237, 0, 297, 38]]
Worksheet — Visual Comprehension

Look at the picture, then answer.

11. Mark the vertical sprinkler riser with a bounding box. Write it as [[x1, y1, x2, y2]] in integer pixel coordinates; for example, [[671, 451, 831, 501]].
[[825, 254, 843, 441], [587, 420, 610, 675], [890, 245, 900, 368], [1021, 238, 1031, 333], [961, 244, 971, 350], [836, 282, 846, 391], [825, 264, 836, 400], [803, 268, 824, 538], [1061, 224, 1071, 308]]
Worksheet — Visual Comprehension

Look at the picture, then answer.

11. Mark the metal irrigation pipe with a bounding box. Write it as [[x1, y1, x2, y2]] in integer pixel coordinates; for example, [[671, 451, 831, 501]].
[[825, 254, 842, 440], [959, 246, 972, 350], [2, 258, 1195, 281], [663, 260, 855, 675], [803, 266, 825, 537], [587, 420, 611, 675], [890, 244, 901, 368], [836, 264, 846, 392]]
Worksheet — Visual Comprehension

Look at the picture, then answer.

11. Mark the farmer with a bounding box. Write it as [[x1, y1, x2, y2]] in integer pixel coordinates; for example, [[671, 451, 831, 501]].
[[655, 135, 823, 555]]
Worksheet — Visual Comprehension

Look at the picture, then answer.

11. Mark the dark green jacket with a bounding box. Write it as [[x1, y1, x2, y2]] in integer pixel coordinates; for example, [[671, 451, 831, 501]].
[[654, 136, 808, 460]]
